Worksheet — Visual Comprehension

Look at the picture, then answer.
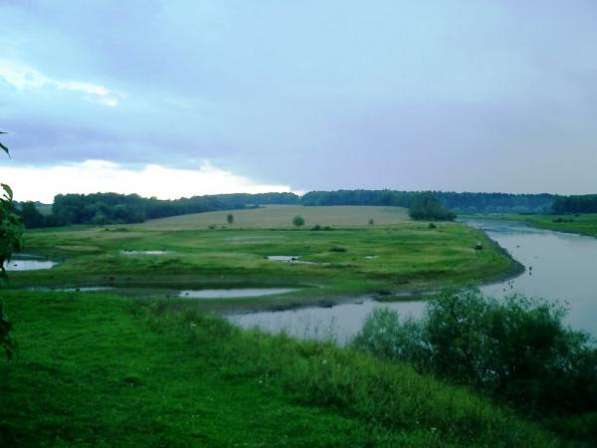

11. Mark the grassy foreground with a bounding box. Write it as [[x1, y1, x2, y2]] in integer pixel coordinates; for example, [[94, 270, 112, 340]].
[[13, 206, 521, 310], [0, 291, 560, 447]]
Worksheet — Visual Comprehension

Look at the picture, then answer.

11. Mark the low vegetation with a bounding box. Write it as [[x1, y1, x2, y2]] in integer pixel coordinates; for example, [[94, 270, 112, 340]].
[[8, 206, 521, 310], [472, 213, 597, 238], [0, 290, 563, 447], [354, 291, 597, 445]]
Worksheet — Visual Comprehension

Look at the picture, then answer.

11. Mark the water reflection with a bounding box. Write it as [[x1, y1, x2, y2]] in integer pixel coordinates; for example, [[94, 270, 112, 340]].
[[229, 300, 425, 345]]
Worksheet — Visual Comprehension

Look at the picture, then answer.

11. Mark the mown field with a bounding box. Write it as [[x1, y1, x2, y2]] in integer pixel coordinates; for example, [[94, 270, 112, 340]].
[[12, 206, 521, 311], [0, 291, 561, 447], [139, 204, 409, 229]]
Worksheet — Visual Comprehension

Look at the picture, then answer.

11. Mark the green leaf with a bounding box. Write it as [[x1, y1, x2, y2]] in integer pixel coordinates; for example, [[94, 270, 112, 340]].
[[1, 184, 13, 201]]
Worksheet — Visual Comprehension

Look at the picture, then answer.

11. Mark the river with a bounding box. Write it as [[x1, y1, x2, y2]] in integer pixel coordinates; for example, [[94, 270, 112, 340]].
[[229, 220, 597, 344]]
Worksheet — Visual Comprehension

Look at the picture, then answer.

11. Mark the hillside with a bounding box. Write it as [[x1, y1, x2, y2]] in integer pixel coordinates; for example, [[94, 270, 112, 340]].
[[139, 205, 410, 230], [0, 291, 560, 447]]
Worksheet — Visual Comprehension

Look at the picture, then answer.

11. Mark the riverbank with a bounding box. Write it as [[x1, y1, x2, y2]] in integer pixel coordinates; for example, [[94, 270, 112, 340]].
[[0, 290, 561, 447], [463, 213, 597, 238]]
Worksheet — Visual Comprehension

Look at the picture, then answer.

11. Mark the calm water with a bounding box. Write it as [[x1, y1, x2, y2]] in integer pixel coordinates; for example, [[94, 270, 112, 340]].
[[179, 288, 298, 299], [4, 257, 56, 271], [229, 220, 597, 343], [474, 220, 597, 336]]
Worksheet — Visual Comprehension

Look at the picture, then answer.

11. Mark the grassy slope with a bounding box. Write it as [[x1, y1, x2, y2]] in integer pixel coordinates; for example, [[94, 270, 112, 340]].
[[139, 205, 409, 229], [13, 207, 521, 311], [0, 291, 560, 447], [513, 214, 597, 238], [467, 213, 597, 238]]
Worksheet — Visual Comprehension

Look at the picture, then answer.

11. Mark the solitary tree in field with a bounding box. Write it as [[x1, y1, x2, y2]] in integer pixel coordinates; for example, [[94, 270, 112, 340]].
[[368, 218, 374, 225], [292, 215, 305, 228], [226, 213, 234, 225], [0, 132, 24, 359]]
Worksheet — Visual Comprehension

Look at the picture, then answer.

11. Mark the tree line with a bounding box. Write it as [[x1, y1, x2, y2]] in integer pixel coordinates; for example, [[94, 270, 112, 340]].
[[552, 195, 597, 214], [302, 189, 556, 213], [16, 189, 597, 229], [17, 192, 299, 228]]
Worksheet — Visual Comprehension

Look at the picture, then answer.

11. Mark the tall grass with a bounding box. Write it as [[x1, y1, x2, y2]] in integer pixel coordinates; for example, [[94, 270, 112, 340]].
[[146, 302, 559, 447]]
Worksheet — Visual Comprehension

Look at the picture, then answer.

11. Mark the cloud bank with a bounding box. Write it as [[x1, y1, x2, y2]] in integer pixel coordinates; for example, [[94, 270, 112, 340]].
[[2, 160, 293, 202], [1, 1, 597, 198]]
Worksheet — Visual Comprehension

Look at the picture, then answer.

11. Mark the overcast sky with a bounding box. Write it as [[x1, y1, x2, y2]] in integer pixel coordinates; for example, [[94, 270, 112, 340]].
[[1, 0, 596, 201]]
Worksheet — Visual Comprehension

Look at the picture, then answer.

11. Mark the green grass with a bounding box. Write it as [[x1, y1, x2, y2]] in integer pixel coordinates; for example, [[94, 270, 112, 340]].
[[140, 204, 410, 229], [0, 291, 562, 447], [467, 213, 597, 238], [12, 206, 521, 311]]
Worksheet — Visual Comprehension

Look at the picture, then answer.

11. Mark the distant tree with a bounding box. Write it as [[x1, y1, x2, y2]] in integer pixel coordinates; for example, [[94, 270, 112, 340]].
[[226, 213, 234, 224], [0, 133, 24, 359], [368, 218, 375, 225], [20, 202, 46, 228], [292, 215, 305, 227], [409, 193, 456, 221]]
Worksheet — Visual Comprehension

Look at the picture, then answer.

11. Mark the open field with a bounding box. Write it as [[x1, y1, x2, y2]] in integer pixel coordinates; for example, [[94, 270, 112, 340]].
[[0, 290, 560, 447], [12, 206, 521, 311], [140, 204, 410, 229], [466, 213, 597, 238]]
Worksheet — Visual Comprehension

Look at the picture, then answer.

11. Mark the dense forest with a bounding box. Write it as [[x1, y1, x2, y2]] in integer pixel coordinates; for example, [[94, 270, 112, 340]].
[[18, 190, 597, 228], [303, 190, 556, 213], [552, 195, 597, 214], [408, 193, 456, 221], [17, 192, 299, 228]]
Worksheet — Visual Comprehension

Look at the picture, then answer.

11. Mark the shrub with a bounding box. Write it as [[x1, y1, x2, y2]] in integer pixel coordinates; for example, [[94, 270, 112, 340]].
[[354, 291, 597, 416], [292, 215, 305, 227]]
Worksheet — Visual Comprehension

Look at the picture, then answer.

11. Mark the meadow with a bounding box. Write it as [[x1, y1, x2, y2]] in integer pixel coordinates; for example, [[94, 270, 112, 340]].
[[11, 206, 522, 311], [0, 290, 561, 447]]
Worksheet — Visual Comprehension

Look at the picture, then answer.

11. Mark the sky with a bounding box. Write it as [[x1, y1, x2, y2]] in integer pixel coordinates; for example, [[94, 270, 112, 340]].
[[1, 0, 597, 202]]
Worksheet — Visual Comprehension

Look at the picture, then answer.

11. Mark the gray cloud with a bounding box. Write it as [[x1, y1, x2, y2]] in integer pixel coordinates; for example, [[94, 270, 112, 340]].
[[1, 0, 596, 194]]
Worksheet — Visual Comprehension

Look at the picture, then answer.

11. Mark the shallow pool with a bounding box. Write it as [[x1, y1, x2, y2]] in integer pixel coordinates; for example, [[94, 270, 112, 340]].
[[179, 288, 298, 299]]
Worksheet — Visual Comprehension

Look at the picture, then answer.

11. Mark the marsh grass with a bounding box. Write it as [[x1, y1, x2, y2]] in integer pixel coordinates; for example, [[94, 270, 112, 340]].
[[9, 212, 522, 312]]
